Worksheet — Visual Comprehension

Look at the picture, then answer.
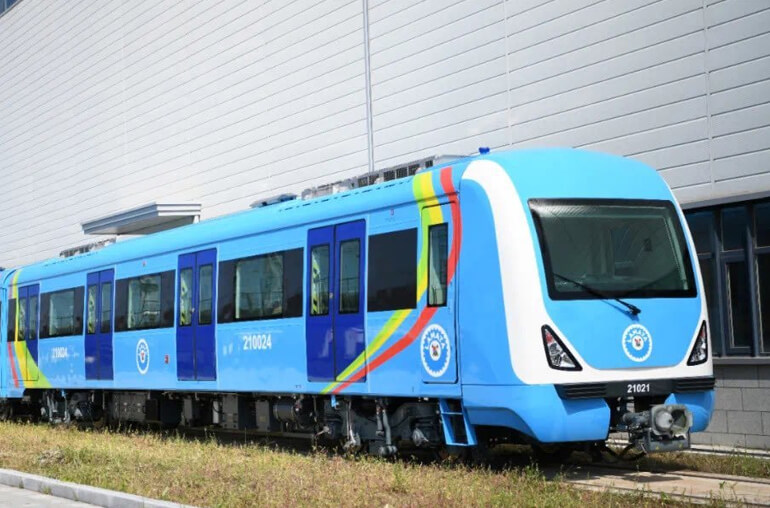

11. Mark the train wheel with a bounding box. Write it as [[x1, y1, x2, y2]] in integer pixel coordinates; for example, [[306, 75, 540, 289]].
[[532, 444, 572, 465]]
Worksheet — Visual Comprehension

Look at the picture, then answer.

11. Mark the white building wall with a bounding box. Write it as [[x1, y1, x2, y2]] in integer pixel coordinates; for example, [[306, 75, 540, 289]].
[[0, 0, 769, 267]]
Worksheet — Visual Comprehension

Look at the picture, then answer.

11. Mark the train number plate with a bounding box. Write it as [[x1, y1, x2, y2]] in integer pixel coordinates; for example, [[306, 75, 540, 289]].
[[604, 379, 673, 398], [626, 383, 650, 394]]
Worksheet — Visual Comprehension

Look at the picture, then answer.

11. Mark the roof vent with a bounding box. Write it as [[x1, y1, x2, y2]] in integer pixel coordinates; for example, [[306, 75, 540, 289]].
[[250, 193, 297, 208], [60, 238, 116, 258], [301, 154, 464, 200]]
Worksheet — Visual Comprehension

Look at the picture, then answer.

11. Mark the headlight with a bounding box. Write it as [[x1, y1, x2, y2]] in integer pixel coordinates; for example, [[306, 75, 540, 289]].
[[686, 321, 709, 365], [541, 325, 581, 371]]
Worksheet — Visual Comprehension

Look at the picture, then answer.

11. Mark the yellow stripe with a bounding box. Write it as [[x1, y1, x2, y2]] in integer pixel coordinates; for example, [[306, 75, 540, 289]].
[[321, 171, 447, 392], [11, 272, 27, 383], [10, 270, 50, 388]]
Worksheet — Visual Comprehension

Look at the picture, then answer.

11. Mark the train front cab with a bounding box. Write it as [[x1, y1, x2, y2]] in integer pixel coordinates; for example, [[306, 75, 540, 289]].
[[458, 150, 715, 454]]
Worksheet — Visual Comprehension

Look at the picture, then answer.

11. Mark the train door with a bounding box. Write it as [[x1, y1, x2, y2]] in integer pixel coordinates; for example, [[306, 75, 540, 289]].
[[177, 249, 217, 381], [86, 269, 114, 380], [306, 220, 366, 382], [420, 203, 458, 383], [17, 285, 39, 382]]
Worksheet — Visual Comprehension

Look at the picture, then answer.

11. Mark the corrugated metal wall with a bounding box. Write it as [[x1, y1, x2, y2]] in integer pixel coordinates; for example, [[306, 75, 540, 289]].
[[0, 0, 768, 267]]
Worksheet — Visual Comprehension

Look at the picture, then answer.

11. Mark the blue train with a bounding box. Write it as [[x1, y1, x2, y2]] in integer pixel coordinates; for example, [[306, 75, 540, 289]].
[[0, 148, 714, 456]]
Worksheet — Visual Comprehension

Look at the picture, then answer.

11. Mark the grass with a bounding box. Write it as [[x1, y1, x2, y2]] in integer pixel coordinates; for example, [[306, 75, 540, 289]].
[[0, 421, 698, 508], [635, 450, 770, 479]]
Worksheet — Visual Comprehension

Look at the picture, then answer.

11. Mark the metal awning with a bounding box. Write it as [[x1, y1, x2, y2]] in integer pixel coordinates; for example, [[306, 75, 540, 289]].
[[81, 202, 202, 235]]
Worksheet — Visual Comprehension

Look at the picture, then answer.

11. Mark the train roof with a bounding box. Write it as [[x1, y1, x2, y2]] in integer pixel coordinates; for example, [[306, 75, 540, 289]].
[[3, 148, 667, 285]]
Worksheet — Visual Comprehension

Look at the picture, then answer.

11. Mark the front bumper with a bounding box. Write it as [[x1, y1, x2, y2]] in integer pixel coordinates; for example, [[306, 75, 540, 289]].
[[555, 376, 715, 400], [463, 381, 715, 444]]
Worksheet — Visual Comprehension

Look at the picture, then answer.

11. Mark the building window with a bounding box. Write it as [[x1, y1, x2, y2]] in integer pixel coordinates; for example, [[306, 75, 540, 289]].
[[685, 199, 770, 357]]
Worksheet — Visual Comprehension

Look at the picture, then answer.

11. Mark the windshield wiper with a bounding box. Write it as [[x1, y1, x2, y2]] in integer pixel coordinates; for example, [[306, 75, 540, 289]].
[[553, 273, 641, 316]]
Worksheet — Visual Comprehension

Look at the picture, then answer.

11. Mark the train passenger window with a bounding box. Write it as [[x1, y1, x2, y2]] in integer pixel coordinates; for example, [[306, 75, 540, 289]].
[[40, 287, 85, 338], [179, 268, 193, 327], [30, 296, 38, 340], [128, 275, 161, 329], [217, 248, 303, 323], [7, 299, 16, 341], [428, 224, 448, 307], [198, 265, 213, 325], [236, 253, 283, 319], [115, 271, 174, 331], [101, 282, 112, 333], [339, 240, 360, 314], [217, 261, 235, 322], [367, 229, 417, 311], [310, 245, 330, 316], [283, 248, 303, 318], [87, 285, 97, 334]]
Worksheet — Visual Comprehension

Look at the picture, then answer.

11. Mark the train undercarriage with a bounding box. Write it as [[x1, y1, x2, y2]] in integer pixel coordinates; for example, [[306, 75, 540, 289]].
[[0, 389, 696, 461], [1, 390, 451, 457]]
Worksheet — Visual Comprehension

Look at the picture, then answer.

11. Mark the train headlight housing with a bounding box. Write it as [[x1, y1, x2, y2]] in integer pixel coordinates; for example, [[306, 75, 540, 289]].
[[686, 321, 709, 366], [542, 325, 582, 371]]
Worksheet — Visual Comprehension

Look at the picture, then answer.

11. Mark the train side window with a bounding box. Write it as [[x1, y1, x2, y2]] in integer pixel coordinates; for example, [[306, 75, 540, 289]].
[[217, 260, 235, 323], [7, 298, 16, 341], [198, 264, 213, 325], [101, 282, 112, 333], [339, 239, 360, 314], [42, 288, 84, 338], [310, 245, 330, 316], [30, 295, 39, 340], [236, 253, 284, 320], [283, 248, 303, 318], [128, 275, 161, 329], [179, 268, 193, 327], [367, 228, 417, 311], [87, 285, 97, 334], [428, 223, 448, 307]]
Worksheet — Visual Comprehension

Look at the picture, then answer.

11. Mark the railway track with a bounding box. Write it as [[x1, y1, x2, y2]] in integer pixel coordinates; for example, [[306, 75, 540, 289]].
[[555, 462, 770, 506]]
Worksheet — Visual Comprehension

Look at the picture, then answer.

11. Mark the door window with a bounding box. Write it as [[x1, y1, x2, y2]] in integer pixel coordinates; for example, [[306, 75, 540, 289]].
[[87, 285, 97, 334], [428, 224, 448, 307], [18, 297, 26, 340], [29, 295, 38, 340], [198, 264, 213, 325], [311, 245, 330, 316], [339, 240, 360, 314], [100, 282, 112, 333], [179, 268, 193, 327]]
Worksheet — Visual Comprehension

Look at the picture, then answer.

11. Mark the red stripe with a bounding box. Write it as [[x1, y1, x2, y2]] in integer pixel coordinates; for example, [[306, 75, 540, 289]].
[[7, 342, 18, 388], [333, 307, 439, 393], [332, 167, 464, 394], [440, 167, 461, 281]]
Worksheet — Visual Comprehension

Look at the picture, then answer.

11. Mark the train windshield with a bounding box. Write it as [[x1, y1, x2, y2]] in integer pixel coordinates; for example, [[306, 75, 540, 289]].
[[530, 199, 696, 300]]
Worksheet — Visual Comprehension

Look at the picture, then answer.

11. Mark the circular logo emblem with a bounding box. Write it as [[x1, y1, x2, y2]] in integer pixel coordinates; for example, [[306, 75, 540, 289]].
[[136, 339, 150, 375], [622, 324, 652, 363], [420, 324, 451, 378]]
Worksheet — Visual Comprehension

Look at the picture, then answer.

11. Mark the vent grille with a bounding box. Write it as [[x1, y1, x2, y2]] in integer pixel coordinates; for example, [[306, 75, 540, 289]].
[[674, 377, 715, 392], [556, 383, 607, 399]]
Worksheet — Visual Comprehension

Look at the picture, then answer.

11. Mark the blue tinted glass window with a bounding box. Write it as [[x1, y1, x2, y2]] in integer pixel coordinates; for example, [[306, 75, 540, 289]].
[[755, 203, 770, 247], [686, 212, 713, 254], [722, 206, 748, 251]]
